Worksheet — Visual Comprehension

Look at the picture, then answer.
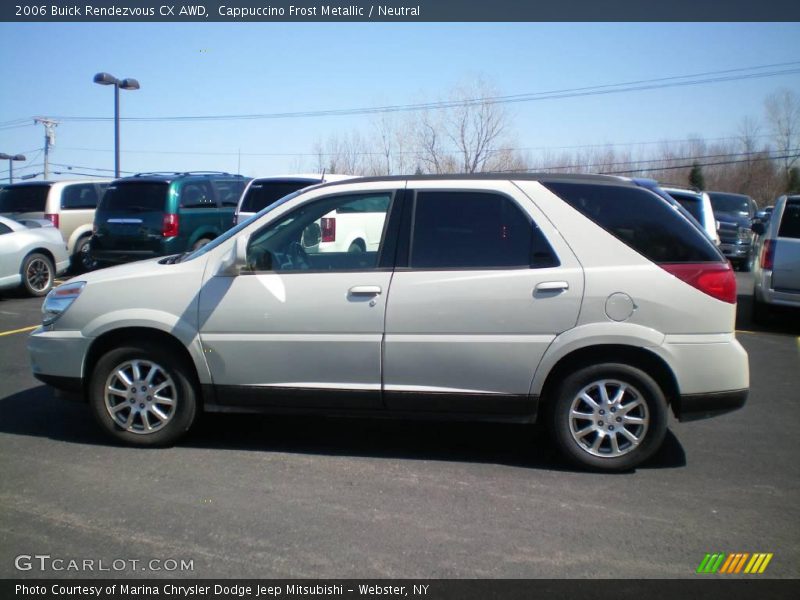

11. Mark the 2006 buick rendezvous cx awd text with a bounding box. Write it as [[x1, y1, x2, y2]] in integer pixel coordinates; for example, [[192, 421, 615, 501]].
[[28, 174, 748, 471]]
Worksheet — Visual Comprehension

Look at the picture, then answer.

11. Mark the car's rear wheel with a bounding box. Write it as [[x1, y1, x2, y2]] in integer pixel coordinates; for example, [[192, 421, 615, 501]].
[[20, 252, 54, 297], [752, 295, 772, 325], [72, 236, 97, 273], [348, 240, 365, 253], [193, 237, 213, 251], [89, 343, 197, 446], [551, 363, 668, 471]]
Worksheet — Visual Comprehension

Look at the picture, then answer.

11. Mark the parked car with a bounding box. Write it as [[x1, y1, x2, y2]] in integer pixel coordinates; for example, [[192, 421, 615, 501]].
[[661, 186, 720, 245], [751, 194, 800, 323], [0, 179, 110, 272], [30, 174, 748, 471], [0, 215, 69, 296], [708, 191, 758, 271], [90, 172, 248, 265], [234, 174, 354, 225]]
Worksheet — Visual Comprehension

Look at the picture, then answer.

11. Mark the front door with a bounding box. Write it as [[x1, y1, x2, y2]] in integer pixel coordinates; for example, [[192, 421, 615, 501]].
[[197, 185, 400, 409]]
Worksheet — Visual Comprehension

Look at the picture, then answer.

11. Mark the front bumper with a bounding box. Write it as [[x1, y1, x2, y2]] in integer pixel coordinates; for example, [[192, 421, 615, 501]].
[[28, 328, 91, 394]]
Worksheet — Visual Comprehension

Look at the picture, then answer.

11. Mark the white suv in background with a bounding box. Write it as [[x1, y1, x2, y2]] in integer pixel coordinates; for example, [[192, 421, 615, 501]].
[[234, 174, 354, 225], [29, 174, 748, 471]]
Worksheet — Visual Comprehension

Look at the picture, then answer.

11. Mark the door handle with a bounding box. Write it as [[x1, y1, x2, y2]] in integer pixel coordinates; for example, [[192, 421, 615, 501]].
[[535, 281, 569, 292], [348, 285, 382, 296]]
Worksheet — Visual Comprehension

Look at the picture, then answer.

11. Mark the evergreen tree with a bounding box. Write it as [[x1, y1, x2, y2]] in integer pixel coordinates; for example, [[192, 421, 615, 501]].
[[688, 163, 705, 190]]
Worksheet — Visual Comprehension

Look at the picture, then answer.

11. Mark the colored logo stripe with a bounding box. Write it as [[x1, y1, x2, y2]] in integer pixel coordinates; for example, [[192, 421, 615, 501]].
[[697, 553, 773, 574]]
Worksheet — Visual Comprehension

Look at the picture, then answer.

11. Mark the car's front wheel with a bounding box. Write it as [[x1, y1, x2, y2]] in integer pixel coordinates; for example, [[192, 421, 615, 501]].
[[551, 363, 668, 471], [89, 343, 197, 446], [20, 252, 54, 297]]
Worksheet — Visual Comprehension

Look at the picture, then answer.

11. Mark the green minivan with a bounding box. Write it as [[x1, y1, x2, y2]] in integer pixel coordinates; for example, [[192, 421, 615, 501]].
[[90, 172, 248, 265]]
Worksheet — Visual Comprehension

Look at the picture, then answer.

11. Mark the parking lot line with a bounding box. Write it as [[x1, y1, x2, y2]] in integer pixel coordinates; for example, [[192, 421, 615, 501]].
[[0, 325, 38, 338]]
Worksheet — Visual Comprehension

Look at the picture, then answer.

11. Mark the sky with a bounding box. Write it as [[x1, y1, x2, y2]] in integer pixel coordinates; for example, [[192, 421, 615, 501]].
[[0, 22, 799, 180]]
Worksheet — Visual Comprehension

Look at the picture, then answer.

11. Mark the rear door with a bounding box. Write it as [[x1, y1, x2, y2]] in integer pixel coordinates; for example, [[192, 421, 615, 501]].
[[382, 180, 583, 415], [773, 198, 800, 292], [176, 179, 219, 247]]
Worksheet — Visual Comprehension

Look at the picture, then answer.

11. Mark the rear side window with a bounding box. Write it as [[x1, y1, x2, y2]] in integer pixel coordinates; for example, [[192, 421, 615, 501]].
[[61, 183, 100, 209], [100, 182, 167, 212], [543, 182, 721, 264], [778, 200, 800, 239], [241, 180, 316, 213], [180, 181, 216, 209], [410, 191, 558, 269], [0, 185, 49, 213], [0, 222, 12, 235]]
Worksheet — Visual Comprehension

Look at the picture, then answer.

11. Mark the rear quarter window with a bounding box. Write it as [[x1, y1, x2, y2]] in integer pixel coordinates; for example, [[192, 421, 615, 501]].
[[61, 183, 100, 209], [543, 182, 722, 264], [778, 200, 800, 239]]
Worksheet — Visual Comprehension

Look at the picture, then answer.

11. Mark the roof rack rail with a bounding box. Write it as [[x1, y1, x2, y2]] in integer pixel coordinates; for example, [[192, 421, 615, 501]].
[[132, 171, 182, 177], [178, 171, 240, 176], [660, 182, 700, 192]]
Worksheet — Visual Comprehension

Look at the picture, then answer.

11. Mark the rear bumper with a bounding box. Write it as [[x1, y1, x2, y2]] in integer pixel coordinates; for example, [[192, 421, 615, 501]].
[[674, 389, 748, 422], [754, 272, 800, 308]]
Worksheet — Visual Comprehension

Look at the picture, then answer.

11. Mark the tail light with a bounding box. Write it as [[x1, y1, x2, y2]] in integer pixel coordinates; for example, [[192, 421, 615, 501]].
[[660, 263, 737, 304], [761, 240, 775, 270], [45, 213, 59, 228], [321, 217, 336, 243], [162, 213, 179, 237]]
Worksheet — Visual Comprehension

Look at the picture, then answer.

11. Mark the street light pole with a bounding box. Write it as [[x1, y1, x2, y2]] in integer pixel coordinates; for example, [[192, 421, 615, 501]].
[[0, 153, 26, 183], [93, 72, 140, 178]]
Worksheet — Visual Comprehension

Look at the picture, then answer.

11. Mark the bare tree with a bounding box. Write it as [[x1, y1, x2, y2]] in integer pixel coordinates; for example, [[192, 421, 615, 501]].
[[764, 88, 800, 183]]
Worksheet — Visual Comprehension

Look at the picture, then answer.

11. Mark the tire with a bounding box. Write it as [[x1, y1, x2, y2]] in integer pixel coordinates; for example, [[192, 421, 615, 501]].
[[72, 236, 97, 274], [20, 252, 54, 297], [752, 295, 771, 325], [348, 240, 365, 253], [192, 237, 213, 251], [550, 363, 668, 472], [89, 343, 198, 447]]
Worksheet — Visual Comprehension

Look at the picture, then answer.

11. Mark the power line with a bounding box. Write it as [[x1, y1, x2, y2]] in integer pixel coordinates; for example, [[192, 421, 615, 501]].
[[23, 60, 800, 124], [603, 153, 800, 175]]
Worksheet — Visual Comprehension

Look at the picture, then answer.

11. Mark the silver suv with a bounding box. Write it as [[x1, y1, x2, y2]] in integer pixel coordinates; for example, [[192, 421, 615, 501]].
[[28, 174, 749, 471], [751, 194, 800, 322]]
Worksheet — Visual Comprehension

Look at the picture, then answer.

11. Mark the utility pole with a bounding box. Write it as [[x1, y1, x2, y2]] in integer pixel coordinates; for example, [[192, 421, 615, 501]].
[[34, 117, 58, 180]]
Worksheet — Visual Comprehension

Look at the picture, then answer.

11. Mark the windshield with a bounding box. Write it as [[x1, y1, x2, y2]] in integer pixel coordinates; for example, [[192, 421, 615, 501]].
[[181, 189, 305, 262], [709, 192, 752, 216], [240, 180, 318, 213], [0, 185, 49, 213], [99, 182, 168, 212]]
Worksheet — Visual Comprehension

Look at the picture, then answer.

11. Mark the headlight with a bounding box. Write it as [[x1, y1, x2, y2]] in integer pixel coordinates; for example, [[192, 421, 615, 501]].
[[42, 281, 86, 326], [738, 226, 751, 241]]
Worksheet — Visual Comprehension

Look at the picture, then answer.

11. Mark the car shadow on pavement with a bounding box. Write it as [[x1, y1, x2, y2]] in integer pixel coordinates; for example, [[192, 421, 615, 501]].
[[0, 385, 686, 473]]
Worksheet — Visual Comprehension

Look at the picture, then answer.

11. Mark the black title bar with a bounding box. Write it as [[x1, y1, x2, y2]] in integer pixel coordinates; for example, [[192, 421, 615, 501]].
[[3, 1, 800, 22]]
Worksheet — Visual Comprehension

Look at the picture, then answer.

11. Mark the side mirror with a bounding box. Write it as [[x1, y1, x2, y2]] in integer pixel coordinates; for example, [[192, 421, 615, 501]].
[[755, 210, 767, 221], [751, 222, 766, 236], [221, 235, 249, 275]]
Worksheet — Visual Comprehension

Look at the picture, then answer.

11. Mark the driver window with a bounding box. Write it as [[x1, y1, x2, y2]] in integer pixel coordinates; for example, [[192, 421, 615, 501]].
[[246, 192, 392, 272]]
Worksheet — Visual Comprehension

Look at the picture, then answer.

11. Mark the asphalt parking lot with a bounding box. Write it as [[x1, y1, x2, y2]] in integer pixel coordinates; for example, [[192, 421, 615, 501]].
[[0, 273, 798, 579]]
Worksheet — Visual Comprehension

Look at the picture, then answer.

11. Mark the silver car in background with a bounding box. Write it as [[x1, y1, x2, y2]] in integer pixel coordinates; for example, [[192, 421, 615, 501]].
[[751, 194, 800, 323], [0, 215, 70, 296]]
